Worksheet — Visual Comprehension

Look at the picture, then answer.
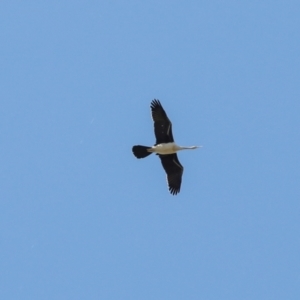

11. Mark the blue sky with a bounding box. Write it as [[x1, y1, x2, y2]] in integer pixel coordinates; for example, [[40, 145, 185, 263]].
[[1, 1, 300, 299]]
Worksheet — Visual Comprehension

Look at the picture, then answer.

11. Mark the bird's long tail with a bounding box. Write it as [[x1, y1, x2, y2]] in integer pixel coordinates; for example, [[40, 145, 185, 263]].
[[132, 145, 152, 159]]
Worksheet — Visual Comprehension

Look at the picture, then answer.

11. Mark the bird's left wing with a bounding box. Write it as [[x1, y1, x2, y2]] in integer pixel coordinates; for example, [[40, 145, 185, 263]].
[[159, 154, 183, 195]]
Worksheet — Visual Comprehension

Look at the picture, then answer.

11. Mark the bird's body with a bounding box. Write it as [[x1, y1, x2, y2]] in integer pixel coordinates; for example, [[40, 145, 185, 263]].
[[132, 99, 200, 195], [148, 142, 178, 155], [148, 142, 199, 155]]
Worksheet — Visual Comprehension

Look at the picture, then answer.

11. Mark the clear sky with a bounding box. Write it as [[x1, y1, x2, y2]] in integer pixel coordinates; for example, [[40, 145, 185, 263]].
[[1, 1, 300, 299]]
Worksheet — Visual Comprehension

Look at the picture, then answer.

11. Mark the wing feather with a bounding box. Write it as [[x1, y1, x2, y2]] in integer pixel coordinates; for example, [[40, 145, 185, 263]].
[[150, 99, 174, 144], [159, 154, 183, 195]]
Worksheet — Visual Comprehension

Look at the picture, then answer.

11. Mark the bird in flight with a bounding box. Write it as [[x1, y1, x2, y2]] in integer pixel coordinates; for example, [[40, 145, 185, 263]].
[[132, 99, 200, 195]]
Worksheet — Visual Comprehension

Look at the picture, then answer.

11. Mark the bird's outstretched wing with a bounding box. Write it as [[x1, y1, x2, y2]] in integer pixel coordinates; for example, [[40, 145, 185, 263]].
[[159, 154, 183, 195], [150, 99, 174, 144]]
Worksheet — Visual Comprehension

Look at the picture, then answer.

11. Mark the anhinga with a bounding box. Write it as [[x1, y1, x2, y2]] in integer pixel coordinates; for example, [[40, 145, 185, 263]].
[[132, 99, 200, 195]]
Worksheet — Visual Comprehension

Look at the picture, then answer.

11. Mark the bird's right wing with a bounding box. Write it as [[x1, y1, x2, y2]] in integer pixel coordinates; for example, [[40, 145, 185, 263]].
[[159, 154, 183, 195], [150, 99, 174, 144]]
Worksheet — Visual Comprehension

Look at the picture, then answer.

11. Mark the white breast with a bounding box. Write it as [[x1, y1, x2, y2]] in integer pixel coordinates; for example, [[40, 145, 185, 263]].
[[151, 142, 178, 154]]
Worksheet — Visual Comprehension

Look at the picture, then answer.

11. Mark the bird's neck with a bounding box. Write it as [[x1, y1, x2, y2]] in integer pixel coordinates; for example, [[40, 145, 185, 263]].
[[176, 146, 197, 150]]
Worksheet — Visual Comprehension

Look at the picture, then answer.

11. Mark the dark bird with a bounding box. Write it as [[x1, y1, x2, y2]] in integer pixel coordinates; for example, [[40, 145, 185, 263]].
[[132, 99, 200, 195]]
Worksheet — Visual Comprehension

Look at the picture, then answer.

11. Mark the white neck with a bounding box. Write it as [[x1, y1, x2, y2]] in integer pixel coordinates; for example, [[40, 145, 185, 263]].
[[176, 145, 202, 151]]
